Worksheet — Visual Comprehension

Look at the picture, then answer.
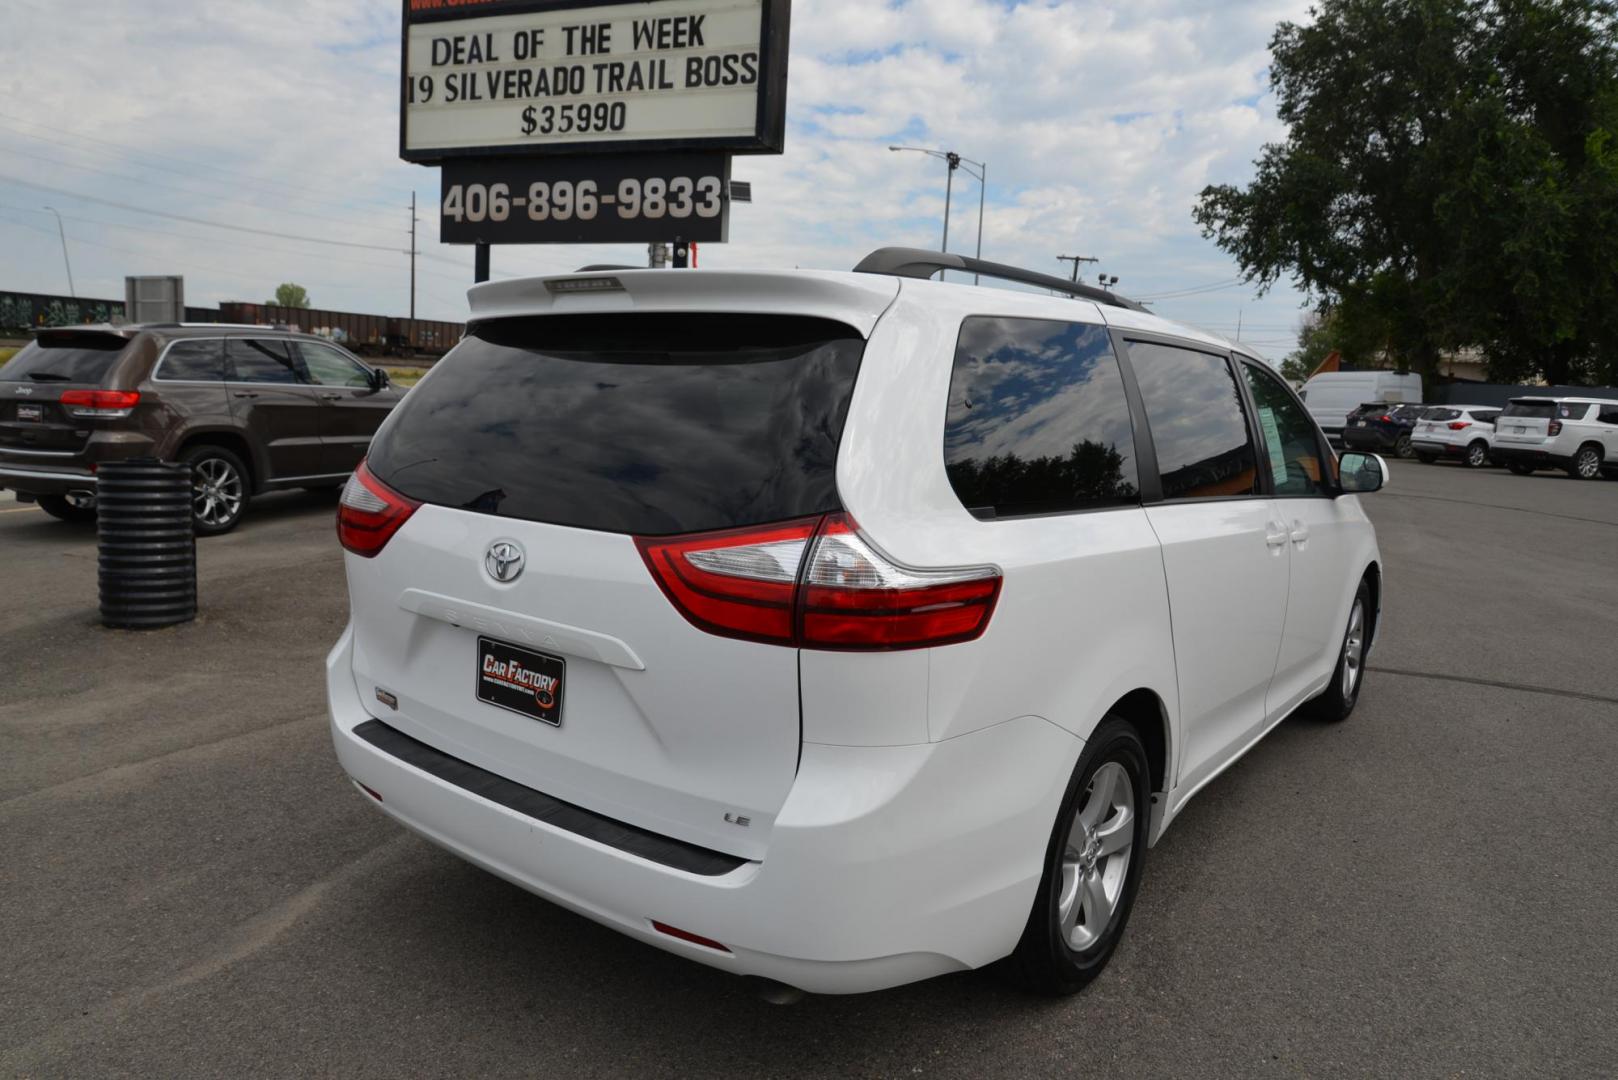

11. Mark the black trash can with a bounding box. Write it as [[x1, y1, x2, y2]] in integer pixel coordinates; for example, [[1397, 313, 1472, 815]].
[[97, 459, 196, 629]]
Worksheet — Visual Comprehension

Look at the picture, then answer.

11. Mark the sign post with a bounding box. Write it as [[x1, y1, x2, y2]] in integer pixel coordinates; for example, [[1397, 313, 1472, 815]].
[[400, 0, 788, 261]]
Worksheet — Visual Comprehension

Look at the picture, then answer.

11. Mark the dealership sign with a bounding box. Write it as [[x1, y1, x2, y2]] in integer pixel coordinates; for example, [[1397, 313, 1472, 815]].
[[400, 0, 789, 163]]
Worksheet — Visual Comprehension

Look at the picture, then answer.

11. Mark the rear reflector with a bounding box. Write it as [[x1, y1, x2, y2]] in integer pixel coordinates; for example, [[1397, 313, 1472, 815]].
[[60, 389, 140, 417], [637, 513, 1001, 651], [354, 780, 383, 802], [650, 920, 731, 953], [338, 460, 420, 557]]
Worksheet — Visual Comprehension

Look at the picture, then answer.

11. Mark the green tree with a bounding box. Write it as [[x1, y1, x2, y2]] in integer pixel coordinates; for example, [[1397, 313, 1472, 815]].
[[1194, 0, 1618, 386], [270, 283, 311, 308]]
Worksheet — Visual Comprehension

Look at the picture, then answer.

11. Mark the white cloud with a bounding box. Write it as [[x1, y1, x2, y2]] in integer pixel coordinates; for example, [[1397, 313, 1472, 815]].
[[0, 0, 1316, 356]]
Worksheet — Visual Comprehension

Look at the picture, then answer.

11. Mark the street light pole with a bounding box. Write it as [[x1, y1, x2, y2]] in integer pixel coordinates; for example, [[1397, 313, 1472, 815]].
[[888, 146, 987, 280], [43, 207, 75, 298]]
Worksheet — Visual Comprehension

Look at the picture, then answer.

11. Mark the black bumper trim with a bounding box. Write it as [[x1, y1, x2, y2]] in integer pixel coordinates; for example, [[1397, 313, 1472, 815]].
[[352, 718, 750, 877]]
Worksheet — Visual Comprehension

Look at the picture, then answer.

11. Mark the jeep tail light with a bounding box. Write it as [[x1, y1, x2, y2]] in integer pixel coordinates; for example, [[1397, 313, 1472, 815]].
[[637, 513, 1001, 651], [60, 389, 139, 418], [338, 460, 420, 557], [1447, 421, 1471, 430]]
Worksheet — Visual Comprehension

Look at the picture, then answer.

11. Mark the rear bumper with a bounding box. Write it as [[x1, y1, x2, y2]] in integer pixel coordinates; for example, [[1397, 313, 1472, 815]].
[[1341, 427, 1401, 450], [1489, 446, 1570, 469], [0, 460, 97, 495], [1409, 439, 1467, 458], [326, 625, 1081, 994]]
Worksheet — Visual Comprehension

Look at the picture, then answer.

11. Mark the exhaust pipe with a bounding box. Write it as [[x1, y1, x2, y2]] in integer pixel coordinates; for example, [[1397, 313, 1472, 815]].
[[745, 976, 805, 1006]]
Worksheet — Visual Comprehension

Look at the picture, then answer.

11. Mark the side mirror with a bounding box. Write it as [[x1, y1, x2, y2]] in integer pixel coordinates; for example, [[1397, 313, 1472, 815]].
[[1338, 451, 1388, 494], [371, 368, 390, 390]]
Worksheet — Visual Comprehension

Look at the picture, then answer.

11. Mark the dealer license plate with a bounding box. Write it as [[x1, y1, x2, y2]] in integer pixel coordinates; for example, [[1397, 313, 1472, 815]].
[[475, 636, 565, 726], [17, 404, 42, 422]]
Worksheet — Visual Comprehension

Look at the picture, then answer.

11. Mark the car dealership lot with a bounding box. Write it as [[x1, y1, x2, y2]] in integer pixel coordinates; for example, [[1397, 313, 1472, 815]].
[[3, 466, 1616, 1077]]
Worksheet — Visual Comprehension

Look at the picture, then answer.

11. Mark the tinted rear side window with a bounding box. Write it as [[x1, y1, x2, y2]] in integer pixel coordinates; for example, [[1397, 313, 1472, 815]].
[[942, 317, 1138, 519], [1128, 342, 1258, 500], [1425, 408, 1461, 421], [0, 334, 128, 383], [366, 314, 864, 536], [1502, 401, 1556, 419], [157, 340, 224, 381]]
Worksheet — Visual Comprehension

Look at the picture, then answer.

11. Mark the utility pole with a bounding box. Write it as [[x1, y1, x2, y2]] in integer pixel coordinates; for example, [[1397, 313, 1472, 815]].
[[408, 192, 418, 320], [1056, 254, 1097, 282]]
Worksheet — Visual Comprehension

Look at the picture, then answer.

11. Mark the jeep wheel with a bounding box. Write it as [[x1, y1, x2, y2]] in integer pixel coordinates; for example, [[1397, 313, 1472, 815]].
[[181, 445, 251, 535]]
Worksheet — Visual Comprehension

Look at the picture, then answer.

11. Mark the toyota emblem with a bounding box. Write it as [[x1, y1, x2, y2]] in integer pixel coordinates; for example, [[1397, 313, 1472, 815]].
[[485, 541, 525, 583]]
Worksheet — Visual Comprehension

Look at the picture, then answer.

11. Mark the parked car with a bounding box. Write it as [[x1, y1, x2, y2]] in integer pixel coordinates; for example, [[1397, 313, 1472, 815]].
[[327, 250, 1388, 998], [1299, 370, 1422, 444], [0, 324, 401, 533], [1490, 396, 1618, 479], [1341, 401, 1427, 458], [1410, 405, 1502, 467]]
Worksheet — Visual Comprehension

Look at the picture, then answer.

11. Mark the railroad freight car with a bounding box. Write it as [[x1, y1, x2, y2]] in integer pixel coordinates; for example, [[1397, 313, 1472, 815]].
[[0, 290, 126, 331], [216, 302, 462, 358]]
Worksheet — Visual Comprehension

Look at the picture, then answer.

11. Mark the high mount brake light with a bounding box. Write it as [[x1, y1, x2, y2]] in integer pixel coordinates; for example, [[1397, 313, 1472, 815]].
[[338, 460, 420, 557], [637, 513, 1002, 651], [60, 389, 139, 417]]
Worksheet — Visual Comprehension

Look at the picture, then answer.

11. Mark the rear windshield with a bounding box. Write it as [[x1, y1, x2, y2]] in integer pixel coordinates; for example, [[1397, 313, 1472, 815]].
[[366, 313, 865, 536], [0, 333, 128, 383], [1502, 400, 1556, 419], [1423, 408, 1461, 421]]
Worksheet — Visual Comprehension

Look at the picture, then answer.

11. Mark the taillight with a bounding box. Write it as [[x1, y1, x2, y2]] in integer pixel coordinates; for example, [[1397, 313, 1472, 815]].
[[338, 460, 420, 557], [1447, 421, 1471, 430], [799, 514, 1000, 649], [1378, 414, 1392, 423], [636, 513, 1002, 651], [636, 517, 818, 645], [60, 389, 140, 417], [1549, 419, 1563, 436]]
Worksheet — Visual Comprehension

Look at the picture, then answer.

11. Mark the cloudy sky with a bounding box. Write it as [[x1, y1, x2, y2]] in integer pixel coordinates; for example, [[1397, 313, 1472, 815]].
[[0, 0, 1313, 358]]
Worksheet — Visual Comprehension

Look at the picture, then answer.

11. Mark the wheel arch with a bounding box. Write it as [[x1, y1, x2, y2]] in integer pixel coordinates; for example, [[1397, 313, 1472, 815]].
[[176, 430, 261, 492], [1363, 560, 1382, 655], [1104, 688, 1169, 801]]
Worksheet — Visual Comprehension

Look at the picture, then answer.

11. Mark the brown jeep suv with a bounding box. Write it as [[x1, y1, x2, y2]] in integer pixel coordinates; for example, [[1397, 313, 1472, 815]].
[[0, 324, 403, 534]]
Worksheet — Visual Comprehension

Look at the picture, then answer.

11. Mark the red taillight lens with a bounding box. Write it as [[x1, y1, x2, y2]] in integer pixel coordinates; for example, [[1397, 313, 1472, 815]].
[[636, 517, 818, 645], [1549, 419, 1563, 436], [60, 389, 140, 416], [799, 514, 1001, 650], [1378, 414, 1392, 423], [338, 460, 420, 557], [637, 513, 1002, 651], [1447, 421, 1471, 430]]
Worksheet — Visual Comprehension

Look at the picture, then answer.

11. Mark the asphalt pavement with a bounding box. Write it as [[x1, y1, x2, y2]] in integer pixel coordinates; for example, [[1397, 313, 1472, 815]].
[[3, 464, 1616, 1078]]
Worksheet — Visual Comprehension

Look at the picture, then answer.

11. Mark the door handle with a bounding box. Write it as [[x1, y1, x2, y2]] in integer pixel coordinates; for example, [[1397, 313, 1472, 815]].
[[318, 392, 343, 400], [1265, 522, 1289, 548], [232, 391, 259, 399], [1289, 520, 1311, 544]]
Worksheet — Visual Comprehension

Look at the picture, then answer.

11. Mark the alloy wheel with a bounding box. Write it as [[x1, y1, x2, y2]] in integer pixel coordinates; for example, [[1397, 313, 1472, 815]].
[[1395, 435, 1413, 458], [193, 457, 244, 527], [1343, 599, 1366, 698], [1577, 448, 1602, 479], [1467, 444, 1487, 467], [1058, 762, 1135, 951]]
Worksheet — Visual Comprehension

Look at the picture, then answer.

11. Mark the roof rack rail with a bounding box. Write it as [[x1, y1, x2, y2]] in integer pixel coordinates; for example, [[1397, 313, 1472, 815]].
[[853, 247, 1147, 312]]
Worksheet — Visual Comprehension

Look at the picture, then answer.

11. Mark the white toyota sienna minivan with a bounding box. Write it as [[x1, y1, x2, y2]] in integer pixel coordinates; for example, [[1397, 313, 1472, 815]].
[[327, 249, 1387, 997]]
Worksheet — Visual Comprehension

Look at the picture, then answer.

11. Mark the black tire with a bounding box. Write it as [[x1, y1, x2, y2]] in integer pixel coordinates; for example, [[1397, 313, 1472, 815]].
[[35, 493, 97, 523], [1568, 444, 1604, 481], [1415, 451, 1438, 464], [1008, 718, 1151, 996], [1463, 441, 1489, 468], [1393, 434, 1414, 459], [179, 444, 252, 536], [1305, 578, 1371, 722], [1507, 462, 1536, 476]]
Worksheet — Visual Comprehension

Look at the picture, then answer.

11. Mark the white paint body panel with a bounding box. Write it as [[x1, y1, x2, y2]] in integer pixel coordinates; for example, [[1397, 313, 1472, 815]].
[[329, 267, 1384, 993]]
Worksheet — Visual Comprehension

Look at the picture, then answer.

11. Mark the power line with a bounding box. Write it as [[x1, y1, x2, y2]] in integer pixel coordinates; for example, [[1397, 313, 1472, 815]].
[[0, 144, 407, 240], [0, 174, 409, 253], [0, 112, 414, 210]]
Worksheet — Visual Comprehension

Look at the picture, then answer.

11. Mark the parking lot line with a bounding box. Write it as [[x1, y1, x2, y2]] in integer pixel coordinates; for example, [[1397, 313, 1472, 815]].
[[0, 505, 41, 514]]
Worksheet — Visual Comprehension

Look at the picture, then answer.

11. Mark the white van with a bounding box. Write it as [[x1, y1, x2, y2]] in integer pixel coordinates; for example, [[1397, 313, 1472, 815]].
[[1300, 371, 1423, 442], [326, 248, 1387, 998]]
